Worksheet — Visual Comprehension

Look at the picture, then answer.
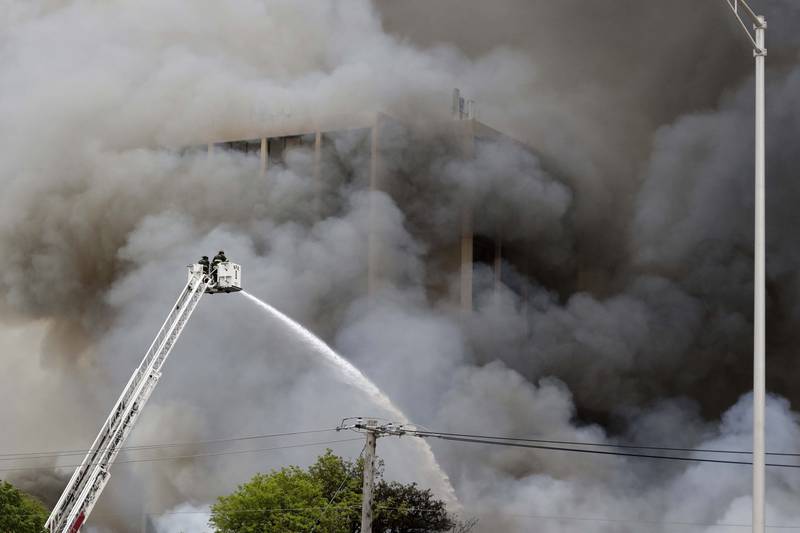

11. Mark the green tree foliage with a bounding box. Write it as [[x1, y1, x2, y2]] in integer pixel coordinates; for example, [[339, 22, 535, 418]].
[[0, 480, 48, 533], [373, 481, 452, 532], [210, 450, 456, 533]]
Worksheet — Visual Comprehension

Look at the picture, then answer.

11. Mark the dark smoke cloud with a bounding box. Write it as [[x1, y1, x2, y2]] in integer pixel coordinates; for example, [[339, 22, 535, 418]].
[[377, 0, 800, 275]]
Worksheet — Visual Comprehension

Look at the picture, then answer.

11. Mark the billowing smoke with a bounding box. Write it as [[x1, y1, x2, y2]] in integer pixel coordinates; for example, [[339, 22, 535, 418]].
[[2, 0, 800, 532]]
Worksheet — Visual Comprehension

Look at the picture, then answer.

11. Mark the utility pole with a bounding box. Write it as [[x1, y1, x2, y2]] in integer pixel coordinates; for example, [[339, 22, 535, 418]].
[[753, 16, 767, 533], [720, 2, 767, 532], [337, 418, 412, 533], [361, 421, 378, 533]]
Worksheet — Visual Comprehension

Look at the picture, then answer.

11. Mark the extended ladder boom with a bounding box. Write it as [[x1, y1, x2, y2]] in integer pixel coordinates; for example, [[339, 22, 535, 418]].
[[46, 271, 211, 533]]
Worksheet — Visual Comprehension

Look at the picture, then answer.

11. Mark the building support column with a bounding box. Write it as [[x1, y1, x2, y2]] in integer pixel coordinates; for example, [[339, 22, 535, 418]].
[[460, 208, 473, 312], [494, 238, 502, 290], [260, 137, 268, 177], [367, 115, 383, 295], [458, 117, 476, 312], [314, 131, 323, 215]]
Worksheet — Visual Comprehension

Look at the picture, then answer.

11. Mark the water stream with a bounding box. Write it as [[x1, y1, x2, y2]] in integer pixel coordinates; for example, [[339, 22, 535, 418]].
[[240, 291, 458, 506]]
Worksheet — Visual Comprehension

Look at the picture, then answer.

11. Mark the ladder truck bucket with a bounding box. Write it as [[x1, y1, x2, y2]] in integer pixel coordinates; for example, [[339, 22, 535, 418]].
[[188, 261, 242, 294]]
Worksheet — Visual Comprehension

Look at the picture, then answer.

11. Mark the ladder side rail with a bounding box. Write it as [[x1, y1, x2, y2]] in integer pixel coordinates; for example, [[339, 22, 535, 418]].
[[60, 366, 161, 532], [69, 467, 109, 533], [112, 277, 200, 418], [149, 285, 206, 374], [92, 283, 206, 478], [46, 279, 199, 532], [52, 277, 204, 532], [60, 468, 106, 533], [62, 373, 163, 532], [88, 281, 207, 478], [47, 275, 205, 532], [67, 467, 110, 533], [113, 275, 200, 415], [102, 282, 192, 433], [96, 276, 206, 457], [138, 277, 200, 370], [53, 276, 209, 533]]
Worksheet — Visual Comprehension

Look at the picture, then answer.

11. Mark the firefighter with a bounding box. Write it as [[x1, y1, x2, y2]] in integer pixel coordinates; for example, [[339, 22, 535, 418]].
[[212, 250, 227, 266], [211, 250, 227, 283], [198, 256, 210, 276]]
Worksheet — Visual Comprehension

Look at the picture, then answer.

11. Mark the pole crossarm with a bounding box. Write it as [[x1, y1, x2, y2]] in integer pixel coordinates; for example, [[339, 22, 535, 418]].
[[723, 0, 766, 54], [336, 417, 412, 437]]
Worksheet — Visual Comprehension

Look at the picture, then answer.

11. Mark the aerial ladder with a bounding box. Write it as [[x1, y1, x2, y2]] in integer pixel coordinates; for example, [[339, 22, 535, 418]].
[[45, 257, 242, 533]]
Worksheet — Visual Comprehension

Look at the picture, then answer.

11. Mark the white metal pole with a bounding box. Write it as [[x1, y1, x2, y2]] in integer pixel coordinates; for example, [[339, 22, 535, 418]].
[[752, 15, 766, 533], [361, 430, 377, 533]]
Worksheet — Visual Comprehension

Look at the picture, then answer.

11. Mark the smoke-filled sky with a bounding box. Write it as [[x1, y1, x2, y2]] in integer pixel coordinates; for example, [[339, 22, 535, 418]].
[[2, 0, 800, 532]]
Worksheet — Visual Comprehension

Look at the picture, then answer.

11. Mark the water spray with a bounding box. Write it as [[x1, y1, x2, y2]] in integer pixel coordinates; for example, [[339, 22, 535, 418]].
[[239, 291, 459, 507]]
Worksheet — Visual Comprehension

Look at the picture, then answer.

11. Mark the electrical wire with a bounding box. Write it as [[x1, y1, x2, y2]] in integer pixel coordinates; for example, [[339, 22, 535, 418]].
[[6, 426, 798, 464], [5, 431, 800, 529], [0, 428, 338, 461], [104, 506, 800, 529], [412, 430, 800, 457], [8, 498, 800, 530], [412, 433, 800, 468], [0, 437, 363, 474]]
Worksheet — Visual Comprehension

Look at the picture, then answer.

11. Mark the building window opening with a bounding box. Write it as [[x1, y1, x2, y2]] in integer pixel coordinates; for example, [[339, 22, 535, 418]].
[[219, 139, 261, 155]]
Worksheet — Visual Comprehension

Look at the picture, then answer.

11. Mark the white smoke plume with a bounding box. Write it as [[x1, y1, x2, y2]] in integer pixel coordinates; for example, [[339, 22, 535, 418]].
[[2, 0, 800, 532]]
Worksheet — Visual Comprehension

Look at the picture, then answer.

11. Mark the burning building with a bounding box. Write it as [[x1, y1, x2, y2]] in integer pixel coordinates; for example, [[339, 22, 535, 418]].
[[199, 99, 574, 314]]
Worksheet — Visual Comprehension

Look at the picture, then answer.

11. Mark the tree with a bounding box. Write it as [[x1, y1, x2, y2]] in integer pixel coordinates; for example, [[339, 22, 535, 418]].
[[373, 481, 452, 532], [209, 450, 458, 533], [0, 480, 49, 533]]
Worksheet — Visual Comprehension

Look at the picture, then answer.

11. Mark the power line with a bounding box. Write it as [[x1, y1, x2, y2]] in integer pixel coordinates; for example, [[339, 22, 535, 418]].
[[4, 427, 799, 529], [414, 433, 800, 469], [0, 428, 338, 461], [336, 422, 800, 469], [467, 511, 800, 530], [8, 494, 800, 530], [0, 437, 362, 474], [7, 426, 797, 464], [414, 430, 800, 457], [139, 506, 800, 530], [9, 503, 800, 530]]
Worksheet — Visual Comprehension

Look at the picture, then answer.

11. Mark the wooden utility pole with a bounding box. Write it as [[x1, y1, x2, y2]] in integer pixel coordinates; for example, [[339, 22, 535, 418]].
[[360, 421, 378, 533]]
